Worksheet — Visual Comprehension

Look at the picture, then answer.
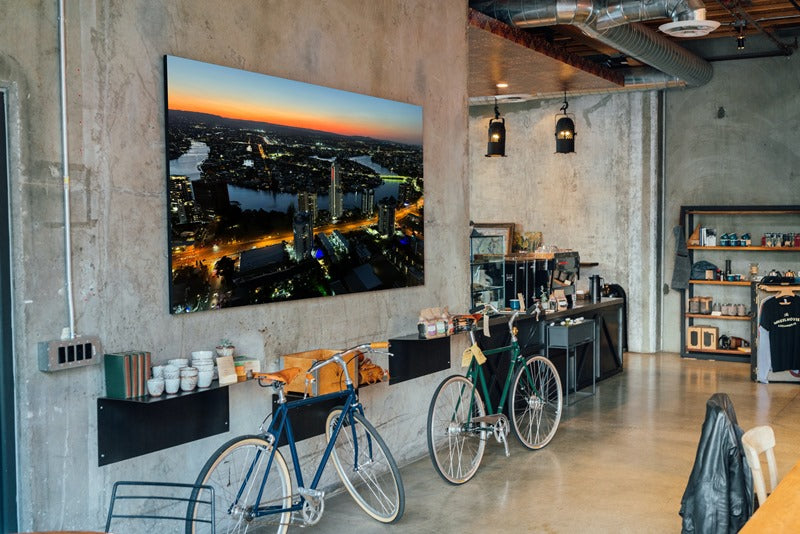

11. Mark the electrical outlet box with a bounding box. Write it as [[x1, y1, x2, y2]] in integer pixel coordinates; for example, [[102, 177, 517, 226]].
[[38, 336, 103, 372]]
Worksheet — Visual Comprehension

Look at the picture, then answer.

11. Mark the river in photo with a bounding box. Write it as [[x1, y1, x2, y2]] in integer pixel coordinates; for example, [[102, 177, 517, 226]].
[[168, 140, 210, 181], [170, 140, 404, 213], [227, 182, 401, 213]]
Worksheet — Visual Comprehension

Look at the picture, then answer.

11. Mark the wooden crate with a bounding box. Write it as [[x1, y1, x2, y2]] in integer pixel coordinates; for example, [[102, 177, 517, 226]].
[[701, 326, 719, 351], [282, 349, 357, 396], [687, 325, 704, 350]]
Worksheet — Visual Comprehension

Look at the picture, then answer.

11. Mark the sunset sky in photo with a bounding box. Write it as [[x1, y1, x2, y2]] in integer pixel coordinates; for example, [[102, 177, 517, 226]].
[[166, 55, 423, 146]]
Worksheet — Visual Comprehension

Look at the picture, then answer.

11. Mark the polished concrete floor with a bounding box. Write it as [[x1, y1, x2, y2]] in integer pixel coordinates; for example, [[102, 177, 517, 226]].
[[314, 352, 800, 533]]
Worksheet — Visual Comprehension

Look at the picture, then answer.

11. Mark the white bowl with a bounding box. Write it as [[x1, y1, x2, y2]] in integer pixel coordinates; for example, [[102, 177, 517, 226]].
[[180, 366, 198, 377], [147, 378, 165, 396], [197, 370, 213, 388], [180, 376, 198, 391], [191, 350, 214, 359], [165, 378, 180, 394], [168, 358, 189, 368]]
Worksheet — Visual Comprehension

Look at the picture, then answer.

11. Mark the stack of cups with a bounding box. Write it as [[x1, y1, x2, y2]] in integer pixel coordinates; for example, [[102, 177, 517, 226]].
[[192, 351, 216, 388], [163, 364, 181, 394], [180, 367, 198, 391], [147, 365, 165, 396]]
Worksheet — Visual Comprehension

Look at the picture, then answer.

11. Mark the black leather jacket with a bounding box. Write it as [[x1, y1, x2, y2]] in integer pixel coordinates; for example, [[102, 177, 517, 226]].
[[680, 393, 753, 533]]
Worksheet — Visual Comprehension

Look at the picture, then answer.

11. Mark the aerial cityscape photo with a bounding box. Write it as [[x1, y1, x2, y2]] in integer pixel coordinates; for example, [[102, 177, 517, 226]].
[[165, 56, 424, 314]]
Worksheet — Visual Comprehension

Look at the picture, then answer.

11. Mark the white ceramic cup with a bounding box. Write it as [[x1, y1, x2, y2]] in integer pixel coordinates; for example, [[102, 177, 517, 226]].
[[180, 376, 198, 392], [147, 377, 165, 396], [191, 350, 214, 359], [151, 365, 165, 379], [165, 378, 180, 394], [197, 370, 213, 388]]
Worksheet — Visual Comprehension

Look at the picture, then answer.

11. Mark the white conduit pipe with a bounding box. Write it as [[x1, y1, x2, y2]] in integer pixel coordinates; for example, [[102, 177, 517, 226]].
[[58, 0, 76, 339]]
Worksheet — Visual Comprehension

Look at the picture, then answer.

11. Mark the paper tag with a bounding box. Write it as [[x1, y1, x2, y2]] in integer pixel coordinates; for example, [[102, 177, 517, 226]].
[[483, 313, 490, 337], [517, 293, 526, 312], [462, 343, 487, 367]]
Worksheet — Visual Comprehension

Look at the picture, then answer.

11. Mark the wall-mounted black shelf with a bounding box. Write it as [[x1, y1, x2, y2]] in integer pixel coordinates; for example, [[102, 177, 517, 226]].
[[97, 382, 229, 466], [388, 334, 451, 385]]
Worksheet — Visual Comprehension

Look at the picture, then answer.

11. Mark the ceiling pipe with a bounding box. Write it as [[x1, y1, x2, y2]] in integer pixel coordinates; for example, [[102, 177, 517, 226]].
[[469, 0, 714, 87], [58, 0, 76, 339]]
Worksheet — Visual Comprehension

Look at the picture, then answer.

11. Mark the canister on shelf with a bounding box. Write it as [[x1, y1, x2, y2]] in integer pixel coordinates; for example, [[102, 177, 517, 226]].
[[699, 296, 713, 315], [688, 297, 701, 314]]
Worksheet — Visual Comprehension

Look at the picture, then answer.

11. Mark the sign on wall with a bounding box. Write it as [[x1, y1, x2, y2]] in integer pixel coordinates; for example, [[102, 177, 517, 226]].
[[165, 56, 424, 313]]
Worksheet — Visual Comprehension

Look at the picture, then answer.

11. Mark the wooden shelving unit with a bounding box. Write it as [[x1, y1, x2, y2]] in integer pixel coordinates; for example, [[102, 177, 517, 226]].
[[679, 205, 800, 363], [685, 313, 751, 321], [689, 246, 800, 251]]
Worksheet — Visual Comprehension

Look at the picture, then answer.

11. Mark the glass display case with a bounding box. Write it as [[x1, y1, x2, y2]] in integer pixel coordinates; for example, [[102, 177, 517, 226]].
[[470, 231, 506, 310]]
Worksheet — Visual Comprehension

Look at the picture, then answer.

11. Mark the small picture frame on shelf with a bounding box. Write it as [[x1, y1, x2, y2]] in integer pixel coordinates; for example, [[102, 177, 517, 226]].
[[472, 223, 514, 255]]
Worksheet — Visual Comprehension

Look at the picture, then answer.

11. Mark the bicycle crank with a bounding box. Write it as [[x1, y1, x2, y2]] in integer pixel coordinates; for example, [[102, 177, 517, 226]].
[[493, 415, 510, 457], [298, 487, 325, 525], [471, 414, 511, 456]]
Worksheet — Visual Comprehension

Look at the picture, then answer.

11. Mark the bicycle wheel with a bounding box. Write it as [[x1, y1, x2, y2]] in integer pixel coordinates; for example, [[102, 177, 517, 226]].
[[427, 374, 487, 484], [188, 435, 292, 534], [509, 355, 563, 450], [325, 408, 405, 523]]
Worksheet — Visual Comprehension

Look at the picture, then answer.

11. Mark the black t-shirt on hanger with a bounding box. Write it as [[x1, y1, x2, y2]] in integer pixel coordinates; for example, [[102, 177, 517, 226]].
[[759, 295, 800, 372]]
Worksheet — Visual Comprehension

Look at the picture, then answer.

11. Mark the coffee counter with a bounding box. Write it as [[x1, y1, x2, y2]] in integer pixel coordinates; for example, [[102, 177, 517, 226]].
[[478, 298, 625, 408]]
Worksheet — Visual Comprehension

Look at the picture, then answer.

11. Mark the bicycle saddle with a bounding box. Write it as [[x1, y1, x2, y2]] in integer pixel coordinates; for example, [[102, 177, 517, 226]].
[[254, 367, 302, 384]]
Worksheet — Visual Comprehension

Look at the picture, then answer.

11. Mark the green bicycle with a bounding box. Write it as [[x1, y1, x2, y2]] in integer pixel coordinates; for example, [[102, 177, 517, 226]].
[[427, 304, 563, 484]]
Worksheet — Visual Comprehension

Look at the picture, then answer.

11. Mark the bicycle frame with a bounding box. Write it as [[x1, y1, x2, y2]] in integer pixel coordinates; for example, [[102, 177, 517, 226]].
[[464, 315, 528, 416], [243, 384, 365, 519]]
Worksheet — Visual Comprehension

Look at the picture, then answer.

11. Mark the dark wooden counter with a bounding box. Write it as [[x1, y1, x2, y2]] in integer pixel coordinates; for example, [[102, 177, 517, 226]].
[[477, 298, 625, 409]]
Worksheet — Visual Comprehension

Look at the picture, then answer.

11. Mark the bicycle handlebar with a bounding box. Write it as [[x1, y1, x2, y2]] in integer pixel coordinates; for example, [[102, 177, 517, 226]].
[[306, 342, 392, 383]]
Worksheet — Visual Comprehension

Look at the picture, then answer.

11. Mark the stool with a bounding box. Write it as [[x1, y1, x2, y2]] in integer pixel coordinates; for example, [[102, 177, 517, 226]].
[[546, 319, 597, 405]]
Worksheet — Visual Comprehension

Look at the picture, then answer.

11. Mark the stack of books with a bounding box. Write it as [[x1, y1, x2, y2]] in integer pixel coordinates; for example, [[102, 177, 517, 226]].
[[104, 351, 152, 399]]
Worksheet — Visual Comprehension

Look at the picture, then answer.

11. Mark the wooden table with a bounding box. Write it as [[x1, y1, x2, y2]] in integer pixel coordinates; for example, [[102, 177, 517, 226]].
[[741, 459, 800, 533]]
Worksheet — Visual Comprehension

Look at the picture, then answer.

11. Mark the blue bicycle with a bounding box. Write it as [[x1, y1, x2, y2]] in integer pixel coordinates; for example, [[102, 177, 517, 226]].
[[187, 342, 404, 533]]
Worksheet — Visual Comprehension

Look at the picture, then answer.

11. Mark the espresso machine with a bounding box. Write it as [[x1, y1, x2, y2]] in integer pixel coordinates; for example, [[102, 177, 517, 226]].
[[505, 250, 580, 309]]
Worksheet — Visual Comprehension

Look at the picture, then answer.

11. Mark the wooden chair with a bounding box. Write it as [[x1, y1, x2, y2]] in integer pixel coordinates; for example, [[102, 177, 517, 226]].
[[742, 425, 779, 507]]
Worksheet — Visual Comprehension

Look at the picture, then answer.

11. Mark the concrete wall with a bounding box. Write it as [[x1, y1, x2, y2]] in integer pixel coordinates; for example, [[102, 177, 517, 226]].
[[0, 0, 468, 530], [662, 54, 800, 353], [469, 92, 661, 352]]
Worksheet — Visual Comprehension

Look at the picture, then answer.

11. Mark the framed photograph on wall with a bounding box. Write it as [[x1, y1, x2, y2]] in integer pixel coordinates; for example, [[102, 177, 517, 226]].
[[164, 55, 424, 314], [472, 223, 514, 255]]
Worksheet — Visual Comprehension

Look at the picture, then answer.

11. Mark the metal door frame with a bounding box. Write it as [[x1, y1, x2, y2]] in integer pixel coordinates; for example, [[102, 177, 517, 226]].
[[0, 89, 18, 534]]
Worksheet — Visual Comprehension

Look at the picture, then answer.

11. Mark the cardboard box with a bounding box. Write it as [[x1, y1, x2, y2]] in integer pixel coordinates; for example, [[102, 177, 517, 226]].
[[282, 349, 357, 396], [701, 326, 719, 350], [687, 326, 704, 350]]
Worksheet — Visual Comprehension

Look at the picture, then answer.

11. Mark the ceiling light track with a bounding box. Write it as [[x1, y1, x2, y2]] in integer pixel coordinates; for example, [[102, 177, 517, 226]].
[[714, 0, 797, 55]]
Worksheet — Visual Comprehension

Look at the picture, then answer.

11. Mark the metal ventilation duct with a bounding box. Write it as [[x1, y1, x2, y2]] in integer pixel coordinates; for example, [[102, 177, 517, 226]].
[[469, 0, 714, 87]]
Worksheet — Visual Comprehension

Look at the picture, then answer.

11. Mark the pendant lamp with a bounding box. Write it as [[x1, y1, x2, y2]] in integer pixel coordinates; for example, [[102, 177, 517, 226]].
[[555, 92, 576, 154], [486, 98, 506, 157]]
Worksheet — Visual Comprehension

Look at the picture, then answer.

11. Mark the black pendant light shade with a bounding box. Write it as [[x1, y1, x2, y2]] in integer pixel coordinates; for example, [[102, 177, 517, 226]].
[[486, 99, 506, 157], [555, 92, 576, 154]]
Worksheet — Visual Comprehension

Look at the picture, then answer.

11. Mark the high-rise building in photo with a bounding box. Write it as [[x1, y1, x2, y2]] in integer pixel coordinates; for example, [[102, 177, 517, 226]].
[[293, 211, 313, 260], [361, 187, 375, 217], [378, 197, 396, 237], [330, 162, 343, 222], [298, 190, 318, 226], [398, 181, 409, 206]]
